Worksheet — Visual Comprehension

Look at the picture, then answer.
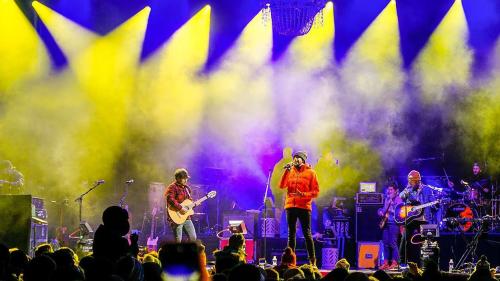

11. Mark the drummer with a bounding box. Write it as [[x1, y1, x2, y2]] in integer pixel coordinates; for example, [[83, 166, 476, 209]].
[[449, 162, 491, 215]]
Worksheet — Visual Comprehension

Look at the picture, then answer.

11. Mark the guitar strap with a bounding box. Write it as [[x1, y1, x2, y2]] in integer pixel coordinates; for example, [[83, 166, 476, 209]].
[[184, 185, 192, 199]]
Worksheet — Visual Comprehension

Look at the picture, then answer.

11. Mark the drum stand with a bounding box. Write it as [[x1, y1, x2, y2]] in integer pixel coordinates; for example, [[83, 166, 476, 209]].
[[455, 218, 488, 271]]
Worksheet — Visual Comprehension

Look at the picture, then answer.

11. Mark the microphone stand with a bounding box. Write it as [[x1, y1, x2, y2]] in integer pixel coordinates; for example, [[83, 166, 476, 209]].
[[261, 170, 272, 263], [400, 188, 410, 267], [74, 181, 104, 223], [404, 202, 408, 267], [119, 181, 132, 208]]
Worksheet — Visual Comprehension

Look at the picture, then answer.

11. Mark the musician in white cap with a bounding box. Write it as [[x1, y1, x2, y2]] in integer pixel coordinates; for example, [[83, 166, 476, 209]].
[[399, 170, 437, 264]]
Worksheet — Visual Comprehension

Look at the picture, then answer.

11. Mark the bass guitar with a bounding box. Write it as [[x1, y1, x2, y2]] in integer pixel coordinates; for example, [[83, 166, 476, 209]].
[[394, 199, 447, 224], [379, 200, 394, 229], [167, 191, 216, 225]]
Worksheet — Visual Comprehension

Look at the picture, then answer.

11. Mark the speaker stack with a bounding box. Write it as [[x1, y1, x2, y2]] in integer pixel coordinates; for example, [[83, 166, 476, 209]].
[[0, 195, 48, 255], [355, 192, 383, 268], [355, 193, 383, 242]]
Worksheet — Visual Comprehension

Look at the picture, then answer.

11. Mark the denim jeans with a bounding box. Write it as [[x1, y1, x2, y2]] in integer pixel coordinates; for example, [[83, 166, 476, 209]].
[[383, 223, 400, 262], [173, 219, 197, 243], [286, 207, 315, 260]]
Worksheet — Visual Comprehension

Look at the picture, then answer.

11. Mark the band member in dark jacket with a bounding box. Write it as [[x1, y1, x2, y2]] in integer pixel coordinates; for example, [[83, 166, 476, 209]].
[[165, 168, 197, 242], [465, 162, 491, 215], [378, 183, 402, 269]]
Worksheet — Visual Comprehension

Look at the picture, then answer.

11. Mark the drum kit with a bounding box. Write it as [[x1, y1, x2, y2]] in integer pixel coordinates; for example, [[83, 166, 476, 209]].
[[433, 183, 497, 233]]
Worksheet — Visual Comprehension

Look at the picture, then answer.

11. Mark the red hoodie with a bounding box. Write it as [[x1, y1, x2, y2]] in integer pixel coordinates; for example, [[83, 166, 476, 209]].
[[279, 164, 319, 211]]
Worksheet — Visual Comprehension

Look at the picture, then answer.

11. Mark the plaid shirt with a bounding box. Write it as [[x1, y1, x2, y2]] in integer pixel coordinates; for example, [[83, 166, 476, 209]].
[[164, 181, 193, 225]]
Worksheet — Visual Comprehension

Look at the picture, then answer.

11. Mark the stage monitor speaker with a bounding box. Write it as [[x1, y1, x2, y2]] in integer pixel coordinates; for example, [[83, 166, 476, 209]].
[[355, 204, 382, 242], [222, 211, 258, 239], [0, 195, 32, 253], [357, 241, 381, 269], [219, 238, 256, 262]]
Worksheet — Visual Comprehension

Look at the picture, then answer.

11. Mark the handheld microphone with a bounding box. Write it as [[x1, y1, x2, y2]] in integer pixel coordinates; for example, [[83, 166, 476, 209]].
[[283, 163, 292, 170], [126, 179, 134, 184]]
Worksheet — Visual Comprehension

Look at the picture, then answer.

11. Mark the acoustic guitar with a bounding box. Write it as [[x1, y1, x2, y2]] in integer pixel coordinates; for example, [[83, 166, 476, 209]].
[[167, 191, 217, 225], [394, 199, 447, 224]]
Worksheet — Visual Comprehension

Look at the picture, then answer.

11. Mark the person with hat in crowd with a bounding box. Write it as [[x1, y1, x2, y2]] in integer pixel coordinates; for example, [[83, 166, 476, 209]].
[[399, 170, 438, 265], [213, 233, 247, 275], [279, 151, 320, 266], [468, 255, 498, 281], [164, 168, 197, 243], [273, 247, 297, 277]]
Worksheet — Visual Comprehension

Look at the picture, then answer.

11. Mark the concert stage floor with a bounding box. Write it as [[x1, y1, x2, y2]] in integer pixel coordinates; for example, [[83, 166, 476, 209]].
[[317, 269, 500, 279], [201, 230, 500, 271]]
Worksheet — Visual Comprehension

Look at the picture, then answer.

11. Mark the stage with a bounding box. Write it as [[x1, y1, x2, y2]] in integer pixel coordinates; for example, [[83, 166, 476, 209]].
[[198, 232, 500, 272]]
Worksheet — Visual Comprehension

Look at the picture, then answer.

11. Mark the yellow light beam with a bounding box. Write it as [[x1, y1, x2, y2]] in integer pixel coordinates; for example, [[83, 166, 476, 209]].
[[0, 0, 49, 93], [335, 0, 406, 169], [134, 5, 211, 164], [341, 0, 403, 97], [33, 3, 151, 183], [412, 0, 472, 103], [200, 10, 275, 179], [71, 6, 151, 182], [285, 1, 335, 70], [222, 10, 273, 68], [32, 1, 97, 60]]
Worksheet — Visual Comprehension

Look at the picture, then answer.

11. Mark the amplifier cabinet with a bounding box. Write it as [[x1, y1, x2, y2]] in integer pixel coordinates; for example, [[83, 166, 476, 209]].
[[357, 241, 381, 269], [355, 204, 383, 242], [356, 193, 383, 205]]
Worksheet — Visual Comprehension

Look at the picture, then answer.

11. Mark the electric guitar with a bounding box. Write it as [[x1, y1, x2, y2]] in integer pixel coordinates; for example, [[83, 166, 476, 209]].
[[167, 191, 216, 225], [378, 200, 394, 229], [146, 207, 158, 252], [394, 199, 448, 224]]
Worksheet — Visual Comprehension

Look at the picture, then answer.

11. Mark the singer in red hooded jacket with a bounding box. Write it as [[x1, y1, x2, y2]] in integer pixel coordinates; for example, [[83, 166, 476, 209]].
[[279, 151, 319, 265]]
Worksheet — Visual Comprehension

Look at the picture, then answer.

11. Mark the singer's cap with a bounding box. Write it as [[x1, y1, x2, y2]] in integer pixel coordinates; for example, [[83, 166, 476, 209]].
[[292, 151, 308, 162], [174, 168, 190, 180]]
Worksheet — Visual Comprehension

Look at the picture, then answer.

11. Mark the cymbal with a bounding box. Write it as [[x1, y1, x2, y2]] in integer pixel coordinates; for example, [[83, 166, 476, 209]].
[[193, 212, 206, 215], [246, 209, 260, 214]]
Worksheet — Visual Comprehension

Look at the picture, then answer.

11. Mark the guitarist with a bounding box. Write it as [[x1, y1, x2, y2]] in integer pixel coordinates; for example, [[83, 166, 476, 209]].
[[165, 168, 197, 243], [398, 170, 437, 264], [378, 183, 402, 270]]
